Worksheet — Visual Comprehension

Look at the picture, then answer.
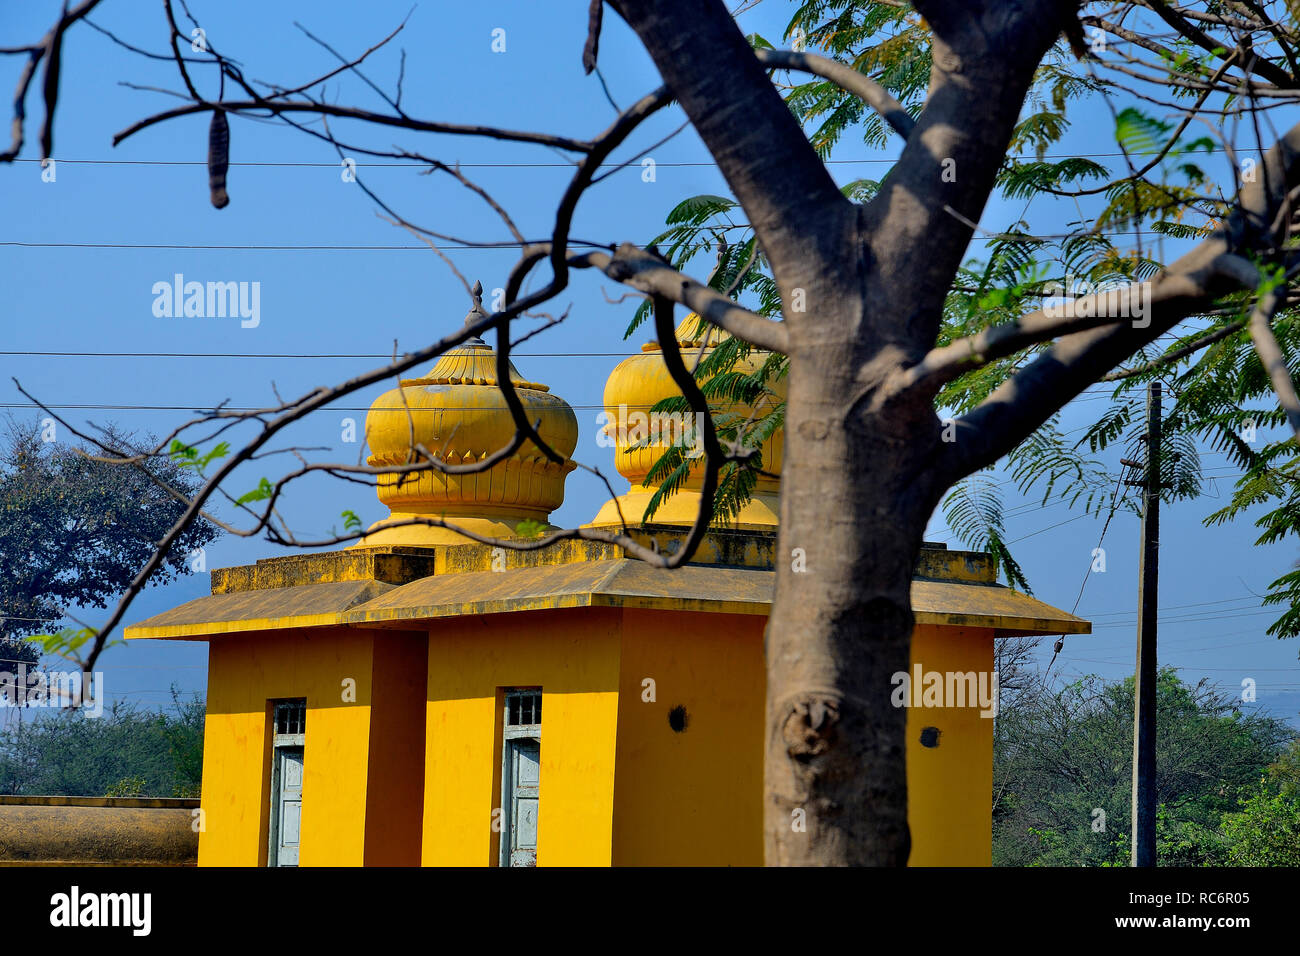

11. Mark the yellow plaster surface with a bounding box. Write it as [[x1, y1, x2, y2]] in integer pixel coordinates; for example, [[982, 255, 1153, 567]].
[[422, 608, 622, 866]]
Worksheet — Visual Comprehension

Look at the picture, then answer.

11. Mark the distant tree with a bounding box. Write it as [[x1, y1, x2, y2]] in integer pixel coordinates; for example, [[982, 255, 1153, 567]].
[[1265, 736, 1300, 796], [1156, 739, 1300, 865], [0, 418, 219, 666], [1218, 781, 1300, 866], [103, 774, 148, 797], [0, 688, 205, 797], [993, 668, 1294, 866], [160, 688, 205, 798]]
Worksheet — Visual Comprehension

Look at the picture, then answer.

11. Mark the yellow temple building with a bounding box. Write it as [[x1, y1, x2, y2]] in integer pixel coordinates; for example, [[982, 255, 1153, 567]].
[[125, 286, 1089, 867]]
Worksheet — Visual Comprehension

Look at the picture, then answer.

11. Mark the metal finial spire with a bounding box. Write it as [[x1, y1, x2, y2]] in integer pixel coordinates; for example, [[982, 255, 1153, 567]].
[[463, 279, 488, 341]]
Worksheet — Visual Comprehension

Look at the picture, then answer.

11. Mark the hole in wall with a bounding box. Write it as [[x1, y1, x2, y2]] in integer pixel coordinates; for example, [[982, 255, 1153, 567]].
[[668, 705, 689, 733], [920, 726, 941, 748]]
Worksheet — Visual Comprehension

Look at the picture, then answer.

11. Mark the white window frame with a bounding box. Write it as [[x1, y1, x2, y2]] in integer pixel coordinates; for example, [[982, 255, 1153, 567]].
[[498, 689, 541, 868], [267, 698, 306, 867]]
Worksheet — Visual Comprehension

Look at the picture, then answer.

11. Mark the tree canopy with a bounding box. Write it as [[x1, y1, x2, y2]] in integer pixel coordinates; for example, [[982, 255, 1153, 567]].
[[0, 689, 205, 798], [0, 418, 220, 666], [993, 668, 1297, 865]]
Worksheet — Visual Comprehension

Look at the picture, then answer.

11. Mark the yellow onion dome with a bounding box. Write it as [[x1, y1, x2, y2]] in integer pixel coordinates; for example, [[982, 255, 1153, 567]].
[[358, 281, 578, 547], [586, 312, 784, 530]]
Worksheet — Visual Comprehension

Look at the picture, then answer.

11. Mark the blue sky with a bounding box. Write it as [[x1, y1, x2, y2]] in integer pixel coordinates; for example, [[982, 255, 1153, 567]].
[[2, 1, 1298, 728]]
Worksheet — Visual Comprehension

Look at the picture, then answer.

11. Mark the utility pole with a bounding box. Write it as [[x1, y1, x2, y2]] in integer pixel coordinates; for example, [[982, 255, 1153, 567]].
[[1122, 381, 1161, 867]]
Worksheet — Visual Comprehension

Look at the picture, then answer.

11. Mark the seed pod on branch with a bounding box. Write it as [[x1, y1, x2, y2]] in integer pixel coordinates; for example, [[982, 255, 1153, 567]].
[[208, 109, 229, 209], [582, 0, 602, 75]]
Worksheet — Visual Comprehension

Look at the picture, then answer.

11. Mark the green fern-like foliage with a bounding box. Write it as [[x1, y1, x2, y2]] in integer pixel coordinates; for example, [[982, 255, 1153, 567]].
[[941, 475, 1033, 593], [619, 172, 788, 529]]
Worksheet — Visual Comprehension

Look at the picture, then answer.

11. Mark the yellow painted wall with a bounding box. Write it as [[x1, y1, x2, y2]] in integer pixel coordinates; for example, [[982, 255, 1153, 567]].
[[364, 632, 428, 865], [608, 616, 993, 866], [201, 615, 993, 867], [422, 607, 622, 866], [905, 624, 996, 866], [611, 609, 765, 865], [200, 627, 426, 867]]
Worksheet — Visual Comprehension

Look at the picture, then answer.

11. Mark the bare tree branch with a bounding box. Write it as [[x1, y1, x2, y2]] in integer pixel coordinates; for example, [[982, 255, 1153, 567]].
[[939, 117, 1300, 483], [490, 86, 675, 462], [1243, 270, 1300, 438], [754, 48, 915, 141], [1145, 0, 1295, 87], [583, 0, 604, 74], [895, 288, 1159, 395], [0, 0, 104, 163], [1045, 42, 1237, 197], [1100, 318, 1247, 380], [113, 99, 593, 152], [573, 243, 789, 353], [649, 292, 726, 566]]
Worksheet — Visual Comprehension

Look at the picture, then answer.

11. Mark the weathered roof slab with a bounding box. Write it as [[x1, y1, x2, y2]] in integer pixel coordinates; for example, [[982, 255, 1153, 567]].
[[126, 560, 1089, 640]]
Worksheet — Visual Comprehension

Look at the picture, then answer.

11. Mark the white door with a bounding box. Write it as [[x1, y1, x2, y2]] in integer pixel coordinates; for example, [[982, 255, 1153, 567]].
[[507, 738, 539, 867], [275, 748, 303, 866]]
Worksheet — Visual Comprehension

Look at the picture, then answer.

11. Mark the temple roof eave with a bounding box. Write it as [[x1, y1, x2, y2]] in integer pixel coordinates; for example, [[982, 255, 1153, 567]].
[[123, 560, 1091, 641]]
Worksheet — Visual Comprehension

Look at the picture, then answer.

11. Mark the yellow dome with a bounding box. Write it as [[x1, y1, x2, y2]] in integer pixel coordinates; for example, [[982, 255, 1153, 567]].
[[359, 283, 578, 546], [587, 312, 784, 530]]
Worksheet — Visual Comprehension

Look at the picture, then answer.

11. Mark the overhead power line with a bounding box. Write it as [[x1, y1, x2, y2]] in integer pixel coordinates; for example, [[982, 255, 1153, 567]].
[[0, 240, 534, 251], [8, 148, 1268, 169], [0, 401, 735, 412], [0, 350, 651, 359], [0, 227, 1191, 250], [1084, 594, 1266, 619]]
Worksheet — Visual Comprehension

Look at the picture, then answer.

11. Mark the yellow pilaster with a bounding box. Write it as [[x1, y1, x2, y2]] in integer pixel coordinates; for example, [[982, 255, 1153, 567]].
[[422, 608, 622, 866], [198, 628, 424, 867]]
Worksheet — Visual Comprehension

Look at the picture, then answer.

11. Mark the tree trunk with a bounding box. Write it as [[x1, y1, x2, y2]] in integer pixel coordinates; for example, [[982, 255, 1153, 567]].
[[765, 334, 945, 866], [608, 0, 1061, 865]]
